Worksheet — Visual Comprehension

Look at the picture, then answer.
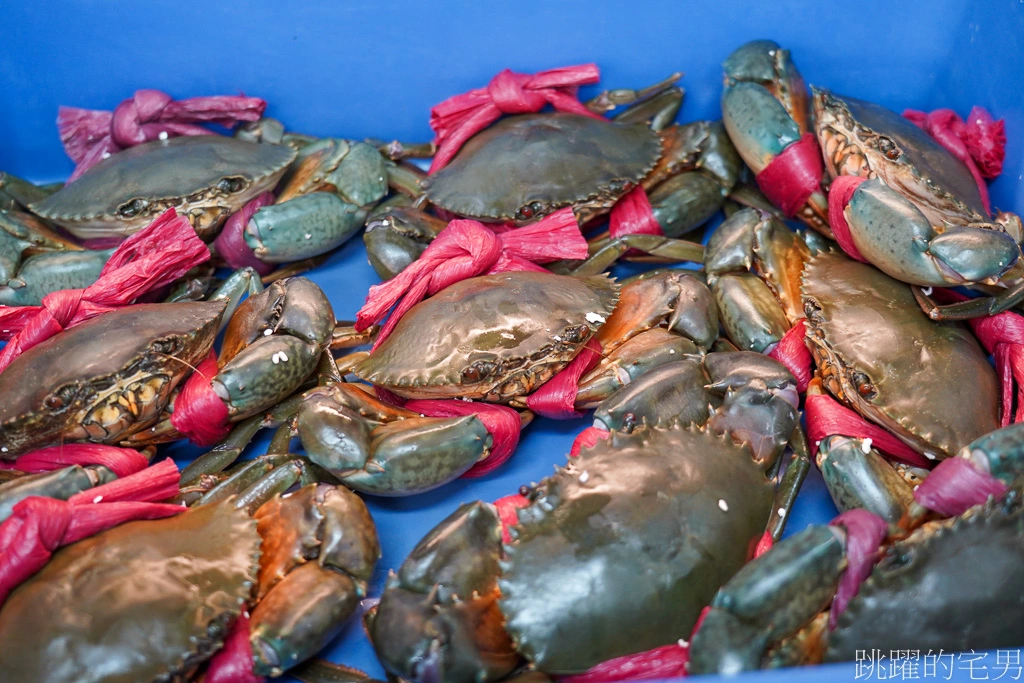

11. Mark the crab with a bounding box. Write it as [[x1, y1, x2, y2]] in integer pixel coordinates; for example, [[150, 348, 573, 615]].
[[366, 350, 809, 681], [690, 421, 1024, 674], [0, 276, 336, 458], [0, 483, 380, 681], [26, 133, 389, 283], [812, 88, 1024, 319], [705, 208, 1000, 460], [363, 76, 745, 279]]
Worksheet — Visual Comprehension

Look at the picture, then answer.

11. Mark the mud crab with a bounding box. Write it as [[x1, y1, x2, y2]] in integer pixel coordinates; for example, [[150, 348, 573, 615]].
[[366, 350, 807, 681], [813, 88, 1024, 318], [0, 276, 336, 457], [690, 421, 1024, 673], [364, 76, 743, 279], [0, 483, 380, 681], [706, 208, 1000, 460], [354, 269, 721, 408]]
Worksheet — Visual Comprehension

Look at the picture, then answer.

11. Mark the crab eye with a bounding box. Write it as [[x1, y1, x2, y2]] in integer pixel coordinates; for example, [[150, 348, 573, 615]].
[[44, 395, 63, 410], [516, 205, 535, 221], [462, 367, 481, 382], [117, 198, 149, 218], [851, 371, 876, 399], [877, 136, 900, 160], [217, 176, 247, 194]]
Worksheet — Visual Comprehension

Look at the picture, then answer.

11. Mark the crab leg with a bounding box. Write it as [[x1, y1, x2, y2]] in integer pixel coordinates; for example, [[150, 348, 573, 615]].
[[765, 424, 812, 541]]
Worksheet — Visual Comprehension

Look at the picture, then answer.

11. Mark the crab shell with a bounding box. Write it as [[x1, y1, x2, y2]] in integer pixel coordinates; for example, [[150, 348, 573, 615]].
[[31, 136, 296, 240], [0, 301, 226, 457], [812, 89, 988, 225], [801, 251, 999, 458], [826, 491, 1024, 660], [422, 113, 663, 224], [0, 501, 261, 682], [499, 423, 774, 674], [354, 271, 620, 402]]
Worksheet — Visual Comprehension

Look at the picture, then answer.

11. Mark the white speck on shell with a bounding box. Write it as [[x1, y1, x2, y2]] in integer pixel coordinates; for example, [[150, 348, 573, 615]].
[[586, 312, 606, 324], [924, 451, 937, 460], [718, 499, 729, 512], [0, 447, 7, 453], [579, 471, 590, 483], [158, 131, 169, 141], [778, 507, 787, 518], [922, 287, 933, 296], [102, 152, 111, 159], [669, 349, 676, 354], [305, 233, 312, 240], [263, 328, 273, 336], [861, 438, 873, 454], [677, 639, 688, 648]]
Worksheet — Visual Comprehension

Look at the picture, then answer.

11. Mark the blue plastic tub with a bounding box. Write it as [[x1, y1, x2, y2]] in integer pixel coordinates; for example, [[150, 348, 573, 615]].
[[2, 1, 1022, 681]]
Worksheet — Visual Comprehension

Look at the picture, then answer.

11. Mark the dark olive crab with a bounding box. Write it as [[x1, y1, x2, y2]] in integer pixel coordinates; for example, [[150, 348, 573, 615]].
[[31, 135, 296, 240], [354, 270, 620, 402], [423, 113, 663, 224], [802, 251, 1000, 458], [0, 483, 381, 681], [0, 301, 225, 457]]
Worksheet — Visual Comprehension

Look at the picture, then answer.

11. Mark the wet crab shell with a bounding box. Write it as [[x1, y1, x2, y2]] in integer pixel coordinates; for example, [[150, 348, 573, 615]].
[[801, 251, 999, 458], [0, 501, 262, 683], [825, 492, 1024, 660], [354, 271, 619, 402], [31, 136, 296, 239], [0, 301, 226, 457], [498, 423, 774, 674], [812, 89, 987, 224], [422, 113, 663, 223]]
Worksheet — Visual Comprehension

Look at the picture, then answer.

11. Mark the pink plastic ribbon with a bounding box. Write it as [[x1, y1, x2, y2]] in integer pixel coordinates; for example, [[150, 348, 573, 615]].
[[765, 320, 812, 393], [404, 400, 522, 477], [213, 192, 276, 275], [933, 288, 1024, 426], [0, 209, 209, 372], [59, 89, 266, 182], [805, 392, 932, 468], [0, 458, 183, 605], [494, 493, 530, 544], [429, 65, 603, 173], [0, 444, 149, 478], [170, 351, 232, 447], [570, 425, 610, 458], [828, 509, 887, 629], [608, 187, 664, 239], [827, 175, 869, 263], [557, 642, 690, 683], [755, 132, 823, 218], [355, 208, 588, 348], [913, 456, 1009, 518], [526, 338, 603, 419], [204, 612, 265, 683], [904, 107, 1005, 215]]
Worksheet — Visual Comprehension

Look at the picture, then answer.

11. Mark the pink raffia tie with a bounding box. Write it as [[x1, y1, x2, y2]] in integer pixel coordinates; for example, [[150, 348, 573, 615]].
[[755, 133, 824, 218], [59, 89, 266, 182], [169, 351, 232, 447], [608, 187, 664, 239], [204, 612, 265, 683], [0, 209, 209, 373], [526, 338, 603, 419], [765, 320, 813, 393], [913, 456, 1008, 518], [933, 288, 1024, 427], [827, 175, 869, 263], [0, 444, 149, 478], [828, 509, 888, 629], [405, 400, 522, 477], [0, 458, 183, 605], [805, 391, 932, 468], [213, 192, 276, 275], [355, 207, 588, 348], [429, 65, 603, 172], [904, 107, 1006, 215]]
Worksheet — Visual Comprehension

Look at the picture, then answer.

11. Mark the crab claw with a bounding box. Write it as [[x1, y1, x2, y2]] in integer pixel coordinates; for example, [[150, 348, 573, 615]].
[[843, 178, 1019, 286], [296, 384, 491, 496], [364, 206, 448, 280], [366, 501, 518, 683]]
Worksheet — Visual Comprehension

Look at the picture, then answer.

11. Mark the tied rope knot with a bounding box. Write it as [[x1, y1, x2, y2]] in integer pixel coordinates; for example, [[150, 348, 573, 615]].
[[59, 89, 267, 181], [904, 107, 1006, 215], [0, 209, 210, 373], [428, 64, 603, 173], [0, 458, 183, 605], [355, 207, 588, 349]]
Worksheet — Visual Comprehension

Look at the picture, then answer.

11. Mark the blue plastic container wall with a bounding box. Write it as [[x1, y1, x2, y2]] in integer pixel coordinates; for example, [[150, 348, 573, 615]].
[[1, 1, 1022, 682]]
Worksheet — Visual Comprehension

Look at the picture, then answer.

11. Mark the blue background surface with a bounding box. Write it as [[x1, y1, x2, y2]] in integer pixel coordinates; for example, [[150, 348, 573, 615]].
[[2, 1, 1023, 681]]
